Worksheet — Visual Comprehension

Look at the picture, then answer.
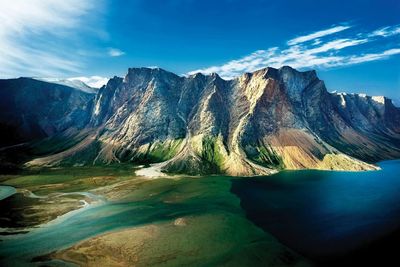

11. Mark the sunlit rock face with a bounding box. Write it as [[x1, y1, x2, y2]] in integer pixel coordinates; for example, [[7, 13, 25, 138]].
[[2, 67, 400, 175]]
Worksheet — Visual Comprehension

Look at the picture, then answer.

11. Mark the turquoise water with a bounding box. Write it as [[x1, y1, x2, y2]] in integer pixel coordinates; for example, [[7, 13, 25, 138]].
[[0, 196, 203, 265], [232, 160, 400, 266], [0, 186, 16, 201], [1, 160, 400, 266], [0, 177, 242, 266]]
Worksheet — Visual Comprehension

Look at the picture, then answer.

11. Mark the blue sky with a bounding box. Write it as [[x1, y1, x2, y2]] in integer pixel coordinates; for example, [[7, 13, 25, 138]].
[[0, 0, 399, 100]]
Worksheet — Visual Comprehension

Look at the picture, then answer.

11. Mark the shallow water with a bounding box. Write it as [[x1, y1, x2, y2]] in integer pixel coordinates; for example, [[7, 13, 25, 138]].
[[232, 160, 400, 266], [1, 161, 400, 266], [0, 176, 250, 266], [0, 185, 16, 201]]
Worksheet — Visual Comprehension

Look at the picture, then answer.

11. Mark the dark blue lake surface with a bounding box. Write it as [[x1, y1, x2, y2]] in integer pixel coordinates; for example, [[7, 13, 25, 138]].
[[1, 161, 400, 266], [231, 160, 400, 266]]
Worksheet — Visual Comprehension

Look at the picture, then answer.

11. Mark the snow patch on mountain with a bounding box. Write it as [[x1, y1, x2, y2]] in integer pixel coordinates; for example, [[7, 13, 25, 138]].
[[35, 76, 109, 94], [69, 76, 109, 89]]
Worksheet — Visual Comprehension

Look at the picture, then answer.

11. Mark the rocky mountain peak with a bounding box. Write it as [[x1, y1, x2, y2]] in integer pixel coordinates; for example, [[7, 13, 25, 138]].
[[188, 72, 205, 79], [371, 95, 387, 105], [123, 67, 181, 89], [127, 67, 179, 78], [2, 66, 399, 176], [276, 66, 320, 102]]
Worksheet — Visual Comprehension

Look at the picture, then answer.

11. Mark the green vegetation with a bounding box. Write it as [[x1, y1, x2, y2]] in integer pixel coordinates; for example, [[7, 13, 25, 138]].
[[147, 139, 183, 162], [248, 144, 285, 170], [29, 132, 90, 156], [62, 140, 102, 166], [0, 165, 135, 195], [0, 165, 137, 227], [0, 167, 310, 266], [201, 136, 225, 173], [133, 139, 183, 163]]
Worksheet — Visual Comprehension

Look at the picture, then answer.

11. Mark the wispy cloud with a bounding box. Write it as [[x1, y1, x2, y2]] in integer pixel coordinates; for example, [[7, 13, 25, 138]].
[[108, 48, 125, 57], [287, 25, 350, 45], [369, 25, 400, 37], [347, 48, 400, 64], [0, 0, 103, 78], [189, 23, 400, 79], [68, 76, 109, 88], [306, 38, 368, 54]]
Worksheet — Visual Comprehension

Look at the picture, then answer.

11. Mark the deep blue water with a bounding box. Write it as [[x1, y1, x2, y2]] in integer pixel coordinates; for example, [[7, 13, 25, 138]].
[[1, 161, 399, 266], [231, 160, 400, 266]]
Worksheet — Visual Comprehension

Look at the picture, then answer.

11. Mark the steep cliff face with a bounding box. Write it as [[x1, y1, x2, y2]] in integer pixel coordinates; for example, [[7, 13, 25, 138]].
[[6, 67, 400, 176], [0, 78, 94, 148], [314, 92, 400, 162]]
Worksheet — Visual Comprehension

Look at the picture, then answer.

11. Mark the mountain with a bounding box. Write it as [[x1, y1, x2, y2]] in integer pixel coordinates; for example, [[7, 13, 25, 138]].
[[1, 67, 400, 176], [34, 78, 99, 94], [0, 77, 96, 172], [0, 77, 94, 150]]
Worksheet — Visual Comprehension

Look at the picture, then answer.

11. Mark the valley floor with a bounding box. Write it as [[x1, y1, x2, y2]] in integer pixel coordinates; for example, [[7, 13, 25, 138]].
[[0, 166, 310, 267], [2, 161, 399, 267]]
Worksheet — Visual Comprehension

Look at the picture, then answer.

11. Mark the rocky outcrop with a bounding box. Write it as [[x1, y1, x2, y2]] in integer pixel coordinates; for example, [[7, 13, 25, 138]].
[[2, 67, 400, 175]]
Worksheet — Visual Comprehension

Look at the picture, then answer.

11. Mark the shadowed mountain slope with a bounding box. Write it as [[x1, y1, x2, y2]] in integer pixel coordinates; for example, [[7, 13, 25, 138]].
[[1, 67, 400, 175]]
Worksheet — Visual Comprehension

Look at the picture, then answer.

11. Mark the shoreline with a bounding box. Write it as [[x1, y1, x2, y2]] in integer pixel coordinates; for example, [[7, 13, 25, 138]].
[[133, 160, 384, 179], [135, 162, 167, 178], [1, 160, 398, 266], [0, 190, 106, 235], [46, 213, 310, 267]]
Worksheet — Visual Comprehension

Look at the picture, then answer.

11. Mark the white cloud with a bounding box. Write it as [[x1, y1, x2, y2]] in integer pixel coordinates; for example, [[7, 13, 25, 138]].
[[68, 76, 109, 88], [347, 48, 400, 64], [108, 48, 125, 57], [188, 49, 278, 78], [305, 38, 368, 54], [35, 76, 109, 93], [0, 0, 102, 78], [312, 39, 322, 45], [189, 24, 400, 79], [369, 25, 400, 37], [287, 25, 350, 45]]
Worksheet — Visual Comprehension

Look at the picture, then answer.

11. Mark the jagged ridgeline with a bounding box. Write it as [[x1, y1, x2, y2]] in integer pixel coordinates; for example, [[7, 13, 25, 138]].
[[1, 66, 400, 175]]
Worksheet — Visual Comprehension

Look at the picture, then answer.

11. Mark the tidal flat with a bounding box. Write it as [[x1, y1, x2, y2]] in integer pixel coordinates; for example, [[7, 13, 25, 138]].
[[0, 166, 309, 266], [1, 161, 400, 266]]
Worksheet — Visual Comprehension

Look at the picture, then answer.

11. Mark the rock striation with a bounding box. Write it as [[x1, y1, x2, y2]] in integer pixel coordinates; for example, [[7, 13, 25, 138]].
[[1, 67, 400, 175]]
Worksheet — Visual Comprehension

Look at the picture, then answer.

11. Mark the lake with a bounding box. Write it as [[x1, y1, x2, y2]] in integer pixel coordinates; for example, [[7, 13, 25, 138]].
[[0, 160, 399, 266], [232, 160, 400, 266]]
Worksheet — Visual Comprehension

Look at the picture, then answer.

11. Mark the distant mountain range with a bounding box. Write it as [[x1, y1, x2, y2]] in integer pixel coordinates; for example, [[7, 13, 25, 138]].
[[1, 66, 399, 175], [34, 77, 99, 94]]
